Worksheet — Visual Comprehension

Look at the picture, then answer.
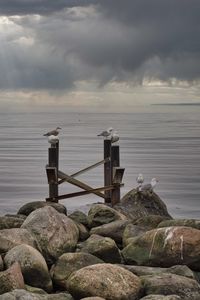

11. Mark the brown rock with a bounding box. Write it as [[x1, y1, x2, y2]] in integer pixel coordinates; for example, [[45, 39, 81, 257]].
[[0, 262, 25, 295]]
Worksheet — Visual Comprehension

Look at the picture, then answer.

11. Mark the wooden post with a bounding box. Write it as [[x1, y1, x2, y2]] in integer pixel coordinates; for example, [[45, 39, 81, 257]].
[[48, 141, 59, 201], [104, 139, 112, 203], [111, 145, 120, 206]]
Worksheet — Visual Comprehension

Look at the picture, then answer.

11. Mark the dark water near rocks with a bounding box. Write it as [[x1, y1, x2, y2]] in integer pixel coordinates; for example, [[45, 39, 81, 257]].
[[0, 108, 200, 218]]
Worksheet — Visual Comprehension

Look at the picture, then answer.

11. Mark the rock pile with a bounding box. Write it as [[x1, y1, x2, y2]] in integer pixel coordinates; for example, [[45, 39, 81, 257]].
[[0, 191, 200, 299]]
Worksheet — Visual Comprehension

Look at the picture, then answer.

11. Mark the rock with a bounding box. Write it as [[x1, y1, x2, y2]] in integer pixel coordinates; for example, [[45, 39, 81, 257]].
[[81, 298, 105, 300], [114, 189, 171, 221], [66, 263, 141, 300], [90, 220, 130, 244], [0, 262, 25, 295], [22, 206, 79, 264], [68, 211, 88, 226], [141, 273, 200, 299], [122, 224, 147, 247], [76, 222, 89, 241], [0, 216, 24, 230], [18, 201, 67, 216], [122, 226, 200, 270], [0, 228, 40, 255], [140, 296, 181, 300], [5, 214, 26, 220], [51, 252, 104, 288], [79, 234, 122, 263], [4, 244, 52, 292], [158, 219, 200, 230], [87, 204, 127, 228], [0, 289, 74, 299], [25, 285, 47, 294], [0, 256, 3, 271], [134, 215, 171, 230], [119, 264, 196, 280]]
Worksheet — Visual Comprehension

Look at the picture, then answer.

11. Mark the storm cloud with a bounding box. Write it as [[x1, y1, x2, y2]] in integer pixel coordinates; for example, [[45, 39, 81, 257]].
[[0, 0, 200, 91]]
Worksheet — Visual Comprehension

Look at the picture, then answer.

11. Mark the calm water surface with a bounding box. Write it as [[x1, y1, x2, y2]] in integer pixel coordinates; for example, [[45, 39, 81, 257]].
[[0, 108, 199, 218]]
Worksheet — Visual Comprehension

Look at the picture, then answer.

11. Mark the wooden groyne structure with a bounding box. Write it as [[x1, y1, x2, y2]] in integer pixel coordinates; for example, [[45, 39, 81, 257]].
[[45, 139, 125, 207]]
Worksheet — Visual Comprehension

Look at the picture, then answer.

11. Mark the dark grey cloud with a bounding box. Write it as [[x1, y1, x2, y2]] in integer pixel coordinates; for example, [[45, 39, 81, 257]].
[[0, 0, 200, 91]]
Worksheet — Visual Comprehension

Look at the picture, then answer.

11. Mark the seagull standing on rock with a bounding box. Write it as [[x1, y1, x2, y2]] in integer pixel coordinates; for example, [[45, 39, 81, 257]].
[[136, 173, 144, 190], [97, 127, 114, 139], [140, 178, 158, 192]]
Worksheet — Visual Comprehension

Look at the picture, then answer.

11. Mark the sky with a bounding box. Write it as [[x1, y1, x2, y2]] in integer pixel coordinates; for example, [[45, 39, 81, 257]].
[[0, 0, 200, 112]]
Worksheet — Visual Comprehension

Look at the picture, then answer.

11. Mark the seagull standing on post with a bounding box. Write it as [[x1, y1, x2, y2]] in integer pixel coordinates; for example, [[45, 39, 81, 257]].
[[97, 127, 114, 139], [111, 131, 119, 143], [43, 127, 61, 137]]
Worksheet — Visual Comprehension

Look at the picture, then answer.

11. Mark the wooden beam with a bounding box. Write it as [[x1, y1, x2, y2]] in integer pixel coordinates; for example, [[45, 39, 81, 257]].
[[104, 139, 112, 203], [58, 157, 110, 185], [58, 170, 105, 199], [45, 185, 119, 201]]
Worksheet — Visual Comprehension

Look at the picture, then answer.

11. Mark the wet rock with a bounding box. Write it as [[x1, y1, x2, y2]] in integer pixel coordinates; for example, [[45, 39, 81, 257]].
[[4, 244, 52, 292], [79, 234, 122, 263], [87, 204, 127, 228], [0, 216, 24, 230], [68, 211, 88, 226], [114, 189, 171, 221], [0, 289, 74, 299], [0, 228, 40, 255], [0, 262, 25, 295], [51, 252, 103, 289], [18, 201, 67, 216], [0, 256, 3, 271], [122, 226, 200, 270], [122, 223, 147, 247], [134, 215, 171, 230], [141, 273, 200, 300], [22, 206, 79, 264], [158, 218, 200, 230], [25, 285, 47, 294], [66, 263, 141, 300], [76, 222, 89, 241], [90, 220, 130, 244]]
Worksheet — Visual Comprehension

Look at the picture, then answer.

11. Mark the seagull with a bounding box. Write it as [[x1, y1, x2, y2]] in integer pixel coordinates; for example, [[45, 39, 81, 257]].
[[43, 127, 61, 137], [97, 127, 114, 139], [111, 131, 119, 143], [48, 135, 59, 145], [136, 173, 144, 190], [140, 178, 158, 192]]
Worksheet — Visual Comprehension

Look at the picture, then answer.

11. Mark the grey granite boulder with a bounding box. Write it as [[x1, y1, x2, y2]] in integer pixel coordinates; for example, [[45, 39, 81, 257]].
[[22, 206, 79, 264], [66, 263, 141, 300], [90, 220, 130, 244], [122, 223, 147, 247], [114, 189, 171, 221], [141, 273, 200, 300], [122, 226, 200, 270], [87, 204, 127, 228], [68, 210, 88, 226], [51, 252, 103, 289], [134, 214, 171, 230], [4, 244, 52, 292], [0, 228, 40, 255], [18, 201, 67, 216], [158, 218, 200, 230], [0, 262, 25, 295], [79, 234, 122, 263], [0, 289, 74, 300]]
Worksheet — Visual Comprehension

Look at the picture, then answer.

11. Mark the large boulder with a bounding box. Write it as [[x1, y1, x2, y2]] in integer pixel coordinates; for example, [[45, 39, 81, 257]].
[[0, 216, 24, 230], [141, 273, 200, 299], [0, 289, 74, 300], [122, 226, 200, 270], [0, 228, 40, 255], [22, 206, 79, 264], [114, 189, 171, 221], [18, 201, 67, 216], [4, 244, 52, 292], [66, 263, 141, 300], [51, 252, 103, 289], [90, 220, 130, 244], [87, 204, 127, 228], [122, 223, 147, 247], [158, 219, 200, 230], [0, 262, 25, 295], [68, 211, 88, 226], [134, 215, 171, 230], [79, 234, 122, 263]]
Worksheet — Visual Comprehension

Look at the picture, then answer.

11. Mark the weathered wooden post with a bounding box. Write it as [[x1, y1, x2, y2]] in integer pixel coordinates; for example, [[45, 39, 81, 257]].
[[111, 144, 124, 206], [104, 139, 112, 203], [46, 141, 59, 202]]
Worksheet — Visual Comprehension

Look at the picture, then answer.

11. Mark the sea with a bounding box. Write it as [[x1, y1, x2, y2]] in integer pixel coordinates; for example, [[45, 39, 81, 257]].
[[0, 106, 200, 219]]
